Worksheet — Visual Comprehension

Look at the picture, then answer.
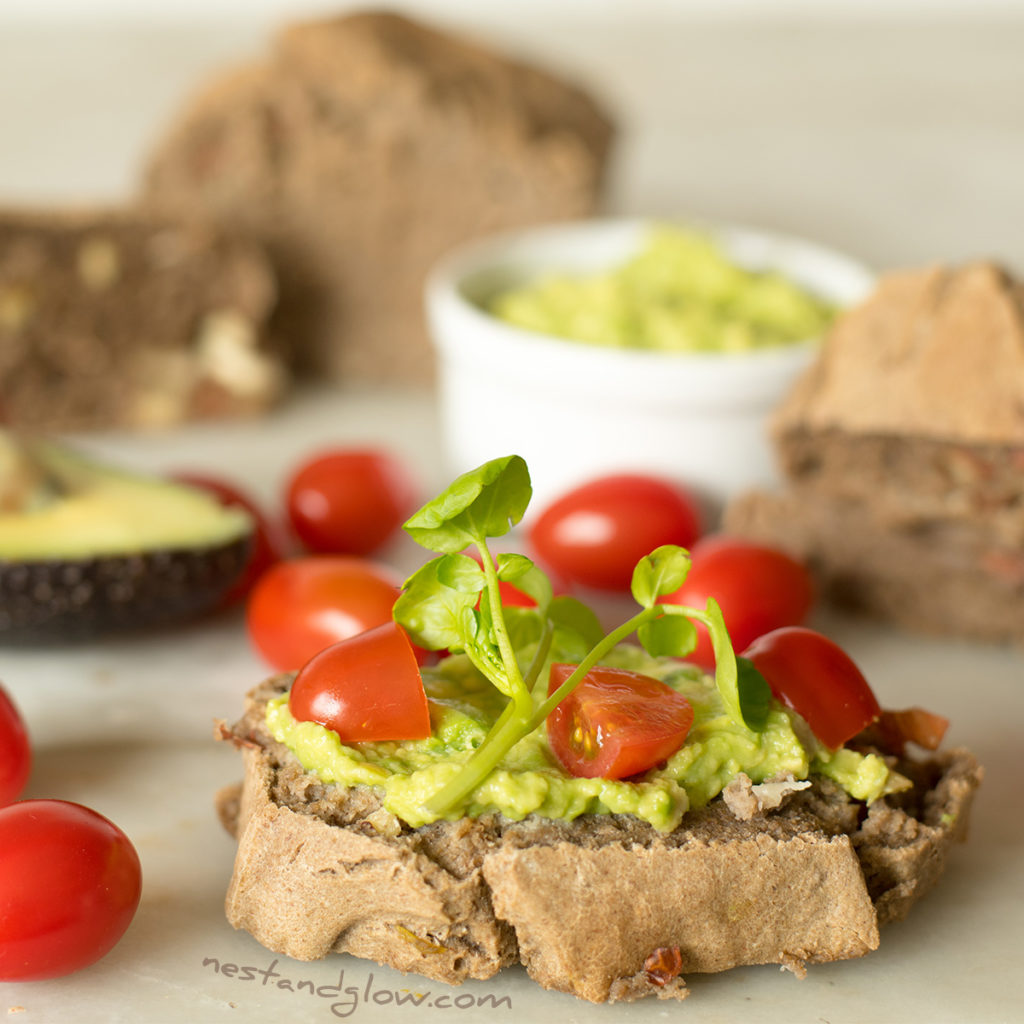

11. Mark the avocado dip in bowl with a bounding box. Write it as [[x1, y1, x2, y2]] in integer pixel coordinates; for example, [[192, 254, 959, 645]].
[[425, 218, 873, 516]]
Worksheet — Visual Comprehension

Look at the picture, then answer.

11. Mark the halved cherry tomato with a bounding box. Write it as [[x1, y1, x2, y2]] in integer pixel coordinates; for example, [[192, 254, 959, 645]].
[[546, 663, 694, 779], [285, 448, 417, 556], [171, 471, 283, 603], [246, 556, 422, 671], [661, 535, 814, 668], [529, 473, 702, 592], [289, 621, 431, 742], [0, 685, 30, 806], [741, 627, 881, 750], [0, 800, 142, 981]]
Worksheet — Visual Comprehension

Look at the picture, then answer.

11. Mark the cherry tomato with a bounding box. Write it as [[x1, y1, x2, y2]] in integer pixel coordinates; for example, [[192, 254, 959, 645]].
[[172, 472, 283, 603], [546, 663, 694, 779], [661, 535, 814, 668], [0, 685, 30, 806], [289, 621, 431, 742], [246, 556, 419, 671], [286, 448, 417, 556], [529, 473, 702, 592], [741, 627, 881, 750], [0, 800, 142, 981]]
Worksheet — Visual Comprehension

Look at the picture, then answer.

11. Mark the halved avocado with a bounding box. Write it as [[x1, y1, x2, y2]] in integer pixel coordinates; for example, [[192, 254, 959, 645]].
[[0, 433, 253, 641]]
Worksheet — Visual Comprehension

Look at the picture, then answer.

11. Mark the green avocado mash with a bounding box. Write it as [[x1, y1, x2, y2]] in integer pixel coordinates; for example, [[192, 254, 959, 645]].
[[267, 456, 907, 835], [267, 646, 903, 833], [488, 225, 835, 353]]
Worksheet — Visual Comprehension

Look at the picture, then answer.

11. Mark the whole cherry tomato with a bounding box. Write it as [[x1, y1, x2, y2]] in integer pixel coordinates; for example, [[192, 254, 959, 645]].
[[246, 556, 417, 671], [171, 472, 283, 602], [529, 474, 702, 592], [286, 448, 417, 556], [741, 627, 881, 750], [0, 685, 30, 806], [546, 663, 694, 779], [661, 535, 814, 668], [289, 621, 431, 742], [0, 800, 142, 981]]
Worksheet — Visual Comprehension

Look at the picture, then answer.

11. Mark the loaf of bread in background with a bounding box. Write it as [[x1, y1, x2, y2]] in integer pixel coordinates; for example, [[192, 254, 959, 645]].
[[142, 10, 615, 384], [0, 209, 283, 432], [216, 677, 981, 1005], [725, 262, 1024, 641]]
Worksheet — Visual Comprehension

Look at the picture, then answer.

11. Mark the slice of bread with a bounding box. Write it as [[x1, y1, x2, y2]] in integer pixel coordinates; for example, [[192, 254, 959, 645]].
[[215, 677, 982, 1004], [724, 261, 1024, 639], [0, 208, 283, 431], [142, 11, 615, 385]]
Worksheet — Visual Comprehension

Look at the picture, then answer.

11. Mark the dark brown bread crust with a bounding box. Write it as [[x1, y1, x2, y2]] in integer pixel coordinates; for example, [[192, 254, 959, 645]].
[[142, 11, 615, 385], [0, 208, 283, 431], [215, 678, 981, 1004]]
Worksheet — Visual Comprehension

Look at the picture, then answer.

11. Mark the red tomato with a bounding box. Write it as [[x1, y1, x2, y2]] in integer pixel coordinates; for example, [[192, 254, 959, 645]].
[[546, 663, 694, 779], [661, 535, 814, 668], [0, 685, 31, 806], [529, 474, 702, 592], [289, 621, 431, 742], [0, 800, 142, 981], [286, 448, 417, 557], [741, 627, 881, 750], [876, 707, 950, 754], [246, 556, 420, 671], [172, 472, 283, 603]]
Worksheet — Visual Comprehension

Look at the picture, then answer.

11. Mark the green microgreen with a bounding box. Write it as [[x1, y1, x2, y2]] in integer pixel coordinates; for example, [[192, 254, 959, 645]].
[[393, 455, 769, 817]]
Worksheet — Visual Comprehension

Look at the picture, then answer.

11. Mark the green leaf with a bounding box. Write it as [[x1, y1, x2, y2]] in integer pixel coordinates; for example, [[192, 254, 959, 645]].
[[548, 596, 604, 650], [638, 614, 697, 658], [497, 554, 553, 610], [436, 553, 485, 593], [496, 552, 533, 582], [403, 456, 532, 554], [503, 606, 545, 663], [701, 597, 765, 732], [630, 545, 692, 608], [735, 656, 773, 732], [394, 558, 480, 651]]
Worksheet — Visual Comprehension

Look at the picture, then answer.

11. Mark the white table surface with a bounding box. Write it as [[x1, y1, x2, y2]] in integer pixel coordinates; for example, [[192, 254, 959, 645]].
[[0, 385, 1020, 1024], [1, 9, 1023, 1022]]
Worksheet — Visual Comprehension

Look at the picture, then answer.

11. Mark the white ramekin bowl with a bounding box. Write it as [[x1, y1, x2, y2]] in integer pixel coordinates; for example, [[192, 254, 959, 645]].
[[425, 218, 873, 517]]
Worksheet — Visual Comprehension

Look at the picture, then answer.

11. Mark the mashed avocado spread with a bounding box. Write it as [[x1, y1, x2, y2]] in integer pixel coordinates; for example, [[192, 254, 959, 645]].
[[267, 455, 904, 835], [267, 646, 899, 833], [489, 225, 835, 353]]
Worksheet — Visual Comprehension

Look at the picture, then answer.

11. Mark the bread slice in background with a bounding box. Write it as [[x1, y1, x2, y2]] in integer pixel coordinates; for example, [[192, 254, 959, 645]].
[[141, 10, 615, 385], [0, 208, 283, 431], [726, 262, 1024, 641]]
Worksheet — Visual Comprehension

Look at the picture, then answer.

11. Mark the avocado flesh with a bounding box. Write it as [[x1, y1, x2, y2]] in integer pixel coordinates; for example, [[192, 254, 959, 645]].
[[0, 441, 251, 559], [0, 438, 255, 640]]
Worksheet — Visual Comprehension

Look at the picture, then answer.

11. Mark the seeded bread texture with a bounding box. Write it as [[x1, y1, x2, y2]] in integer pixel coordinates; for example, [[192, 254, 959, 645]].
[[142, 10, 615, 385], [0, 208, 283, 431], [215, 678, 981, 1004]]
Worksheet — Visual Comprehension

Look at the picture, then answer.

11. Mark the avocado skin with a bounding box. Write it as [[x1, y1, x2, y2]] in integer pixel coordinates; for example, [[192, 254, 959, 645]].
[[0, 534, 251, 642]]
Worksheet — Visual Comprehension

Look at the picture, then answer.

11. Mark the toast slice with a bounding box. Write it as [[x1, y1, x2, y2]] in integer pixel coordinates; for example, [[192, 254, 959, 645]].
[[215, 677, 981, 1004]]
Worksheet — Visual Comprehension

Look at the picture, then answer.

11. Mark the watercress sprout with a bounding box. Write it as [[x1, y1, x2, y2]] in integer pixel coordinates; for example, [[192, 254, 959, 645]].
[[394, 456, 770, 818]]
